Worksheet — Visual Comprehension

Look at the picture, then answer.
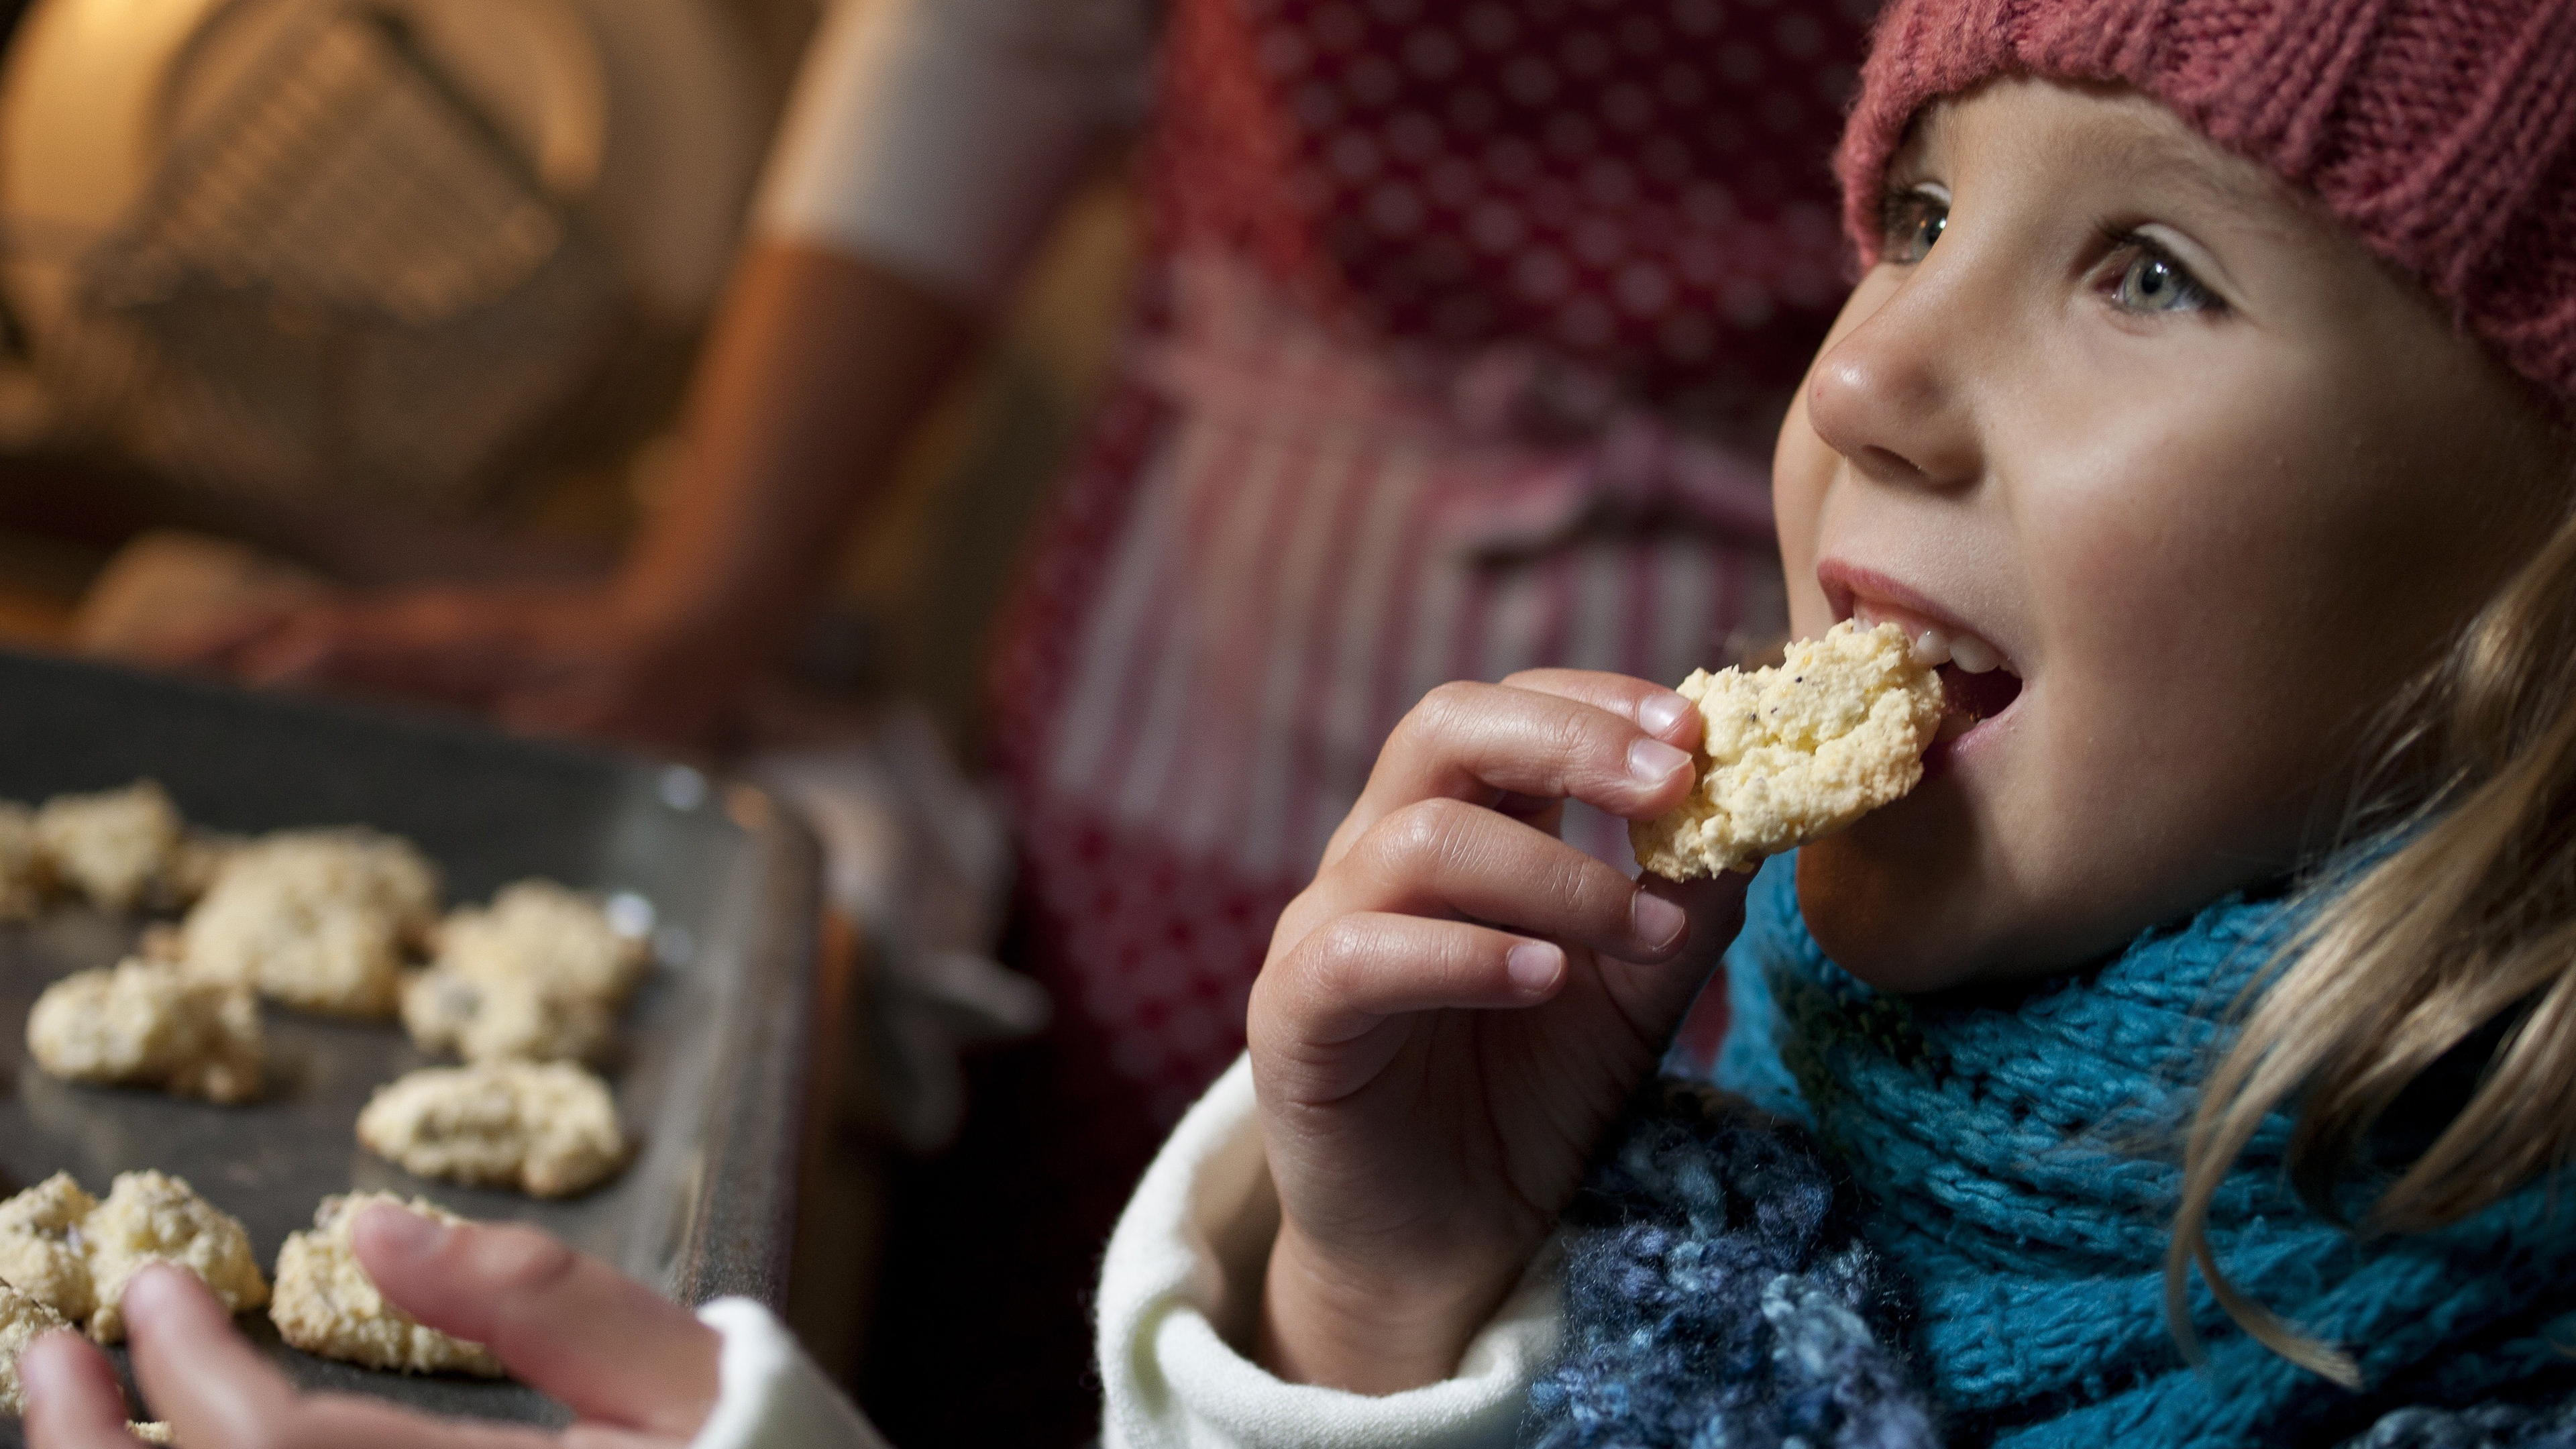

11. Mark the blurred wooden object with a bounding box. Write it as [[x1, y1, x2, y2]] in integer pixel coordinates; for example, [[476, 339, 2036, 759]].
[[0, 524, 99, 647]]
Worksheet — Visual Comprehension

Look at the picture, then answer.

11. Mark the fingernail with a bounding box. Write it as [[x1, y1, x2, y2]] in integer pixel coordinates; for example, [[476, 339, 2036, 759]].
[[1631, 890, 1690, 953], [1628, 737, 1691, 786], [17, 1331, 70, 1395], [124, 1263, 186, 1313], [360, 1204, 444, 1260], [1638, 691, 1692, 736], [1507, 941, 1563, 991]]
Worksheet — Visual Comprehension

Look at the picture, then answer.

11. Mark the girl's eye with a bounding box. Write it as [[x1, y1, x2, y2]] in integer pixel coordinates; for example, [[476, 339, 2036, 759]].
[[2108, 241, 2220, 315], [1882, 191, 1947, 264]]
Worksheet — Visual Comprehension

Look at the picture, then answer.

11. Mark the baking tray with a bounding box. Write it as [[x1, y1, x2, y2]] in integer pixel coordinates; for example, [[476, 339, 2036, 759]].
[[0, 647, 820, 1433]]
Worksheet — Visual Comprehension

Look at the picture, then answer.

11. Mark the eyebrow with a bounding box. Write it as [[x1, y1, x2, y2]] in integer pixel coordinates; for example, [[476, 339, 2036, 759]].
[[1903, 91, 2320, 265], [2083, 125, 2296, 225]]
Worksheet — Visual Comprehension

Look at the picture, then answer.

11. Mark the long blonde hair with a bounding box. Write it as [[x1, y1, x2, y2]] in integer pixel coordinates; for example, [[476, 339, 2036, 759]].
[[2168, 459, 2576, 1387]]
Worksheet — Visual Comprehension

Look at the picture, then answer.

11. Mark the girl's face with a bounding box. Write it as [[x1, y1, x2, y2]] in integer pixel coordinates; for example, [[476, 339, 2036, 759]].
[[1776, 78, 2567, 990]]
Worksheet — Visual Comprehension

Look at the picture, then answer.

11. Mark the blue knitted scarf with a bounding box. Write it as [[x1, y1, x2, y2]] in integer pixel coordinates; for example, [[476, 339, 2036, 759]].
[[1523, 855, 2576, 1449]]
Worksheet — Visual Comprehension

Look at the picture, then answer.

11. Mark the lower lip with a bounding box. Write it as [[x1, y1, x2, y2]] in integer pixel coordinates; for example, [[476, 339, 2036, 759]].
[[1921, 682, 2022, 780]]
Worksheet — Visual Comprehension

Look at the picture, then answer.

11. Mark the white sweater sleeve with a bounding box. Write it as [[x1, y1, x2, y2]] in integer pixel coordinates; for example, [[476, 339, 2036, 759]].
[[689, 1297, 894, 1449], [1097, 1055, 1565, 1449], [749, 0, 1156, 308]]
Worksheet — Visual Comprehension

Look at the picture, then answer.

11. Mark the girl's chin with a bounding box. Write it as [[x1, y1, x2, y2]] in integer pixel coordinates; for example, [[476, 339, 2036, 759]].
[[1790, 705, 2029, 988], [1792, 830, 1996, 994], [1790, 779, 2057, 993], [1794, 806, 2201, 993]]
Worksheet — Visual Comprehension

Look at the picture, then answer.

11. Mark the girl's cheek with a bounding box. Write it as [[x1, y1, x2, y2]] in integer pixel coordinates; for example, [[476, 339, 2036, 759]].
[[1771, 402, 1838, 635]]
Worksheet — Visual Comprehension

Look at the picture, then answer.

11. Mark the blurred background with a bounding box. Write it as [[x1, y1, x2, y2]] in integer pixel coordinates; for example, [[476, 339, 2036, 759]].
[[0, 0, 1131, 751], [0, 0, 1138, 1426]]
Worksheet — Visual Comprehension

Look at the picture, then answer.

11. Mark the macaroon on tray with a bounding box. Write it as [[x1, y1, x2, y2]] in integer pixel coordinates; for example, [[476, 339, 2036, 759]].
[[0, 650, 818, 1436]]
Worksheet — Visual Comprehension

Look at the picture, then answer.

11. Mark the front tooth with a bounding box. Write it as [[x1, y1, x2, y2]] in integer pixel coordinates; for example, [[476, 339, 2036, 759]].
[[1949, 634, 2002, 674], [1910, 629, 1952, 667]]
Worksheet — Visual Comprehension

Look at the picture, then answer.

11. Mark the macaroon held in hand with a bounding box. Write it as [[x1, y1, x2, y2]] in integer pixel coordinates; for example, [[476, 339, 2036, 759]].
[[19, 1205, 720, 1449], [1246, 669, 1750, 1395]]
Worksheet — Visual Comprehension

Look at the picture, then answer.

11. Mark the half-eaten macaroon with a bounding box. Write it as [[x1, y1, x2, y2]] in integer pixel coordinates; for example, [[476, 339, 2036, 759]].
[[1629, 620, 1947, 879]]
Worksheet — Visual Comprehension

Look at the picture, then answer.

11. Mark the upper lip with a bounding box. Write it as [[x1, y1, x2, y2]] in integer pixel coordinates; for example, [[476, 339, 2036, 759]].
[[1817, 559, 2019, 672]]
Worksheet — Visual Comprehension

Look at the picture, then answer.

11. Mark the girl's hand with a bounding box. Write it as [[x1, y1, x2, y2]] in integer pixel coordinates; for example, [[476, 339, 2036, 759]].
[[20, 1205, 720, 1448], [1250, 669, 1748, 1395]]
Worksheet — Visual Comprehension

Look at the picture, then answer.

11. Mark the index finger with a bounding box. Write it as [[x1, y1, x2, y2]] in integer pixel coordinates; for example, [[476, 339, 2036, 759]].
[[354, 1207, 720, 1438], [1496, 668, 1705, 745], [1322, 672, 1701, 869], [116, 1267, 549, 1449], [118, 1267, 300, 1440]]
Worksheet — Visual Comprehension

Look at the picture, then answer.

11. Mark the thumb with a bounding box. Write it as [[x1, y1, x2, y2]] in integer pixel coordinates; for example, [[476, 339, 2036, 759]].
[[1600, 869, 1752, 1030], [354, 1205, 720, 1437]]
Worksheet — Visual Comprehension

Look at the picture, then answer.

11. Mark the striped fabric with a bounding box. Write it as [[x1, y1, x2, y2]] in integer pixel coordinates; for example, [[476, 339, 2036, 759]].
[[991, 252, 1786, 1128], [978, 0, 1869, 1179], [1047, 253, 1782, 890]]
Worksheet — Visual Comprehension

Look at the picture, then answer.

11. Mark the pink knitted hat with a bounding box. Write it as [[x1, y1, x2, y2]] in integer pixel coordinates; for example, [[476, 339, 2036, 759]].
[[1834, 0, 2576, 413]]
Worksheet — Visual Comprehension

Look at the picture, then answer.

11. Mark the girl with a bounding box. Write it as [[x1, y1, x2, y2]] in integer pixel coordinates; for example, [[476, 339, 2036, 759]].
[[34, 0, 2574, 1446], [1091, 0, 2576, 1444]]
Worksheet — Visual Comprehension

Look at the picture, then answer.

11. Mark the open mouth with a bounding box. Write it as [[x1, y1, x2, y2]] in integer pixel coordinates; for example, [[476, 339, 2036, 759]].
[[1936, 661, 2023, 740], [1827, 566, 2029, 753], [1882, 621, 2024, 743]]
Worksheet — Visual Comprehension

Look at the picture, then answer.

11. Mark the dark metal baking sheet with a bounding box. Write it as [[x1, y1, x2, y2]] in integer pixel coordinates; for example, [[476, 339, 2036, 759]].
[[0, 649, 820, 1432]]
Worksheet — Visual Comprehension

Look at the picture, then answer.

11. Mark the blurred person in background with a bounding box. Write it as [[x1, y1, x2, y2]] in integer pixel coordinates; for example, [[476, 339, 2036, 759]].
[[179, 0, 1875, 1438]]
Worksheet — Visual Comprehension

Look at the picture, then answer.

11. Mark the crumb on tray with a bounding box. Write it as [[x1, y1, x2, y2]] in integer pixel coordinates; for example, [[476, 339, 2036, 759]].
[[34, 781, 184, 914], [0, 1170, 267, 1344], [0, 1277, 70, 1413], [0, 1172, 100, 1326], [81, 1170, 271, 1343], [270, 1193, 502, 1377], [28, 957, 263, 1104], [432, 881, 647, 1006], [357, 1061, 627, 1198], [402, 967, 612, 1065]]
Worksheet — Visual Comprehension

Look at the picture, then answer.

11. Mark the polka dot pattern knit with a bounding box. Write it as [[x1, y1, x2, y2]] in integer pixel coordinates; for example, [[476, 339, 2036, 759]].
[[1151, 0, 1877, 415]]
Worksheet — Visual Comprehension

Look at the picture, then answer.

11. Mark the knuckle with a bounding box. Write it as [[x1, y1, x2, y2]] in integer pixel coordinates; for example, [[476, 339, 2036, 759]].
[[1403, 680, 1483, 740], [1368, 798, 1472, 869], [1554, 855, 1626, 925], [1245, 964, 1307, 1059], [1499, 665, 1599, 696], [1303, 914, 1382, 978], [1422, 678, 1482, 712], [1255, 916, 1378, 1040], [1272, 914, 1375, 1008], [1546, 704, 1611, 763]]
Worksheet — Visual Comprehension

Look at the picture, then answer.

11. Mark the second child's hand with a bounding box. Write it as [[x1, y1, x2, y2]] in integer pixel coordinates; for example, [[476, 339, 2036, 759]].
[[20, 1207, 725, 1449], [1249, 669, 1748, 1394]]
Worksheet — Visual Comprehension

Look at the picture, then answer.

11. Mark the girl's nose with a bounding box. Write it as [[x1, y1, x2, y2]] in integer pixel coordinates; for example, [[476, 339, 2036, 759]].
[[1803, 272, 1982, 493]]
